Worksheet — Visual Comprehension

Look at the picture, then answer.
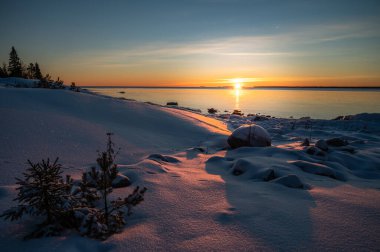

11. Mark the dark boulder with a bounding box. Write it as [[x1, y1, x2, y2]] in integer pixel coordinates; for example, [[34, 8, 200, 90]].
[[228, 124, 271, 149], [166, 102, 178, 106], [315, 139, 329, 151], [326, 137, 348, 147]]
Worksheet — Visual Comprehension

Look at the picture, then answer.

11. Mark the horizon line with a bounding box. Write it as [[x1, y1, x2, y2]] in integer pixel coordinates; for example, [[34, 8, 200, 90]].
[[81, 85, 380, 89]]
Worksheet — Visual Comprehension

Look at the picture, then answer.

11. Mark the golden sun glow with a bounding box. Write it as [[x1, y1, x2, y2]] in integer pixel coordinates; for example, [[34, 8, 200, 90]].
[[232, 79, 243, 89]]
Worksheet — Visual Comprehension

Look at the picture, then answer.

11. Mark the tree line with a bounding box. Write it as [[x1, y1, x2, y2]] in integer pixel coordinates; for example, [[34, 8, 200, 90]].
[[0, 46, 43, 79], [1, 46, 78, 90]]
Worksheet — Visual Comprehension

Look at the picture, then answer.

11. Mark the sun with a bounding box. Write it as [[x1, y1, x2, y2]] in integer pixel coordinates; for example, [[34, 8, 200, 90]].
[[233, 80, 242, 90], [231, 78, 244, 89]]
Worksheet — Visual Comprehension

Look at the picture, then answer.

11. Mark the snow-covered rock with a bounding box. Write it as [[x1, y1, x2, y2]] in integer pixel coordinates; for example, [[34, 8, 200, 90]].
[[326, 137, 348, 147], [231, 159, 255, 175], [252, 168, 275, 181], [112, 174, 131, 188], [351, 113, 380, 122], [315, 139, 328, 151], [301, 138, 310, 146], [272, 174, 306, 189], [227, 124, 271, 149], [290, 160, 346, 181], [306, 146, 326, 157], [147, 153, 181, 163]]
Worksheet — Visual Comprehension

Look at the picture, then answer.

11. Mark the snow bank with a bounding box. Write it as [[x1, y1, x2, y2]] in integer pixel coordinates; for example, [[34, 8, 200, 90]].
[[0, 77, 39, 88], [0, 88, 228, 185], [0, 87, 379, 251], [203, 111, 380, 250]]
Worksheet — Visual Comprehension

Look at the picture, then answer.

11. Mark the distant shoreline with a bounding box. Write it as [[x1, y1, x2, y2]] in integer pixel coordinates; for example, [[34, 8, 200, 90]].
[[83, 86, 380, 90]]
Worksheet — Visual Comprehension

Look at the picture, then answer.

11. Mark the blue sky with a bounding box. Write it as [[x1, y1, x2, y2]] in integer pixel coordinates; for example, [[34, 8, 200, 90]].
[[1, 0, 379, 86]]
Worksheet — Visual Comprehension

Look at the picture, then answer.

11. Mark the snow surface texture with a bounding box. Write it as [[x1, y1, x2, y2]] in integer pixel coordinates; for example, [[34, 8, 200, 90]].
[[0, 85, 380, 251], [0, 77, 39, 88]]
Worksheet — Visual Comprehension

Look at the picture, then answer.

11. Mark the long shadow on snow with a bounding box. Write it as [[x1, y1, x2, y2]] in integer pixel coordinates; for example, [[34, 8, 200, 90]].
[[205, 146, 317, 251]]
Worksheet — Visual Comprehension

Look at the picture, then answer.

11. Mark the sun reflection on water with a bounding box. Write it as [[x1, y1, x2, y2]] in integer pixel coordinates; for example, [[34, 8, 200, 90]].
[[234, 88, 241, 109], [232, 79, 243, 110]]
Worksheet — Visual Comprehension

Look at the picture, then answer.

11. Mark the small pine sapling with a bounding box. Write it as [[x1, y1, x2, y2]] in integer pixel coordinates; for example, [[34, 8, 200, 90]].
[[70, 82, 76, 90], [0, 158, 73, 238], [107, 186, 146, 233], [111, 186, 147, 216], [54, 77, 64, 89], [78, 172, 100, 207], [1, 134, 147, 240], [94, 133, 119, 227], [80, 133, 147, 239]]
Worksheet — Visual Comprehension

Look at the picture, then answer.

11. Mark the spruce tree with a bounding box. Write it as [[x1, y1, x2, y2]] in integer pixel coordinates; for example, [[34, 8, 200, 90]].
[[0, 158, 74, 238], [26, 63, 35, 79], [21, 62, 28, 78], [0, 63, 8, 77], [84, 133, 146, 238], [8, 46, 23, 77], [95, 133, 119, 227], [34, 62, 43, 79]]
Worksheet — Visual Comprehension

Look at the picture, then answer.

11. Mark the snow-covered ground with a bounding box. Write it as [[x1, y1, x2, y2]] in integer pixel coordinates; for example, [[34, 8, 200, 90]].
[[0, 77, 40, 88], [0, 83, 379, 251]]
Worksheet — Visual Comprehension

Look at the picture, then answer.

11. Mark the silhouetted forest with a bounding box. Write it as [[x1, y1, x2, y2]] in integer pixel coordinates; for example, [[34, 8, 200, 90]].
[[1, 46, 78, 90]]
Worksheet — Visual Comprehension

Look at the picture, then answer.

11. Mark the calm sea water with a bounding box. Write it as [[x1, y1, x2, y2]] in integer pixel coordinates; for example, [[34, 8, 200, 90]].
[[87, 87, 380, 119]]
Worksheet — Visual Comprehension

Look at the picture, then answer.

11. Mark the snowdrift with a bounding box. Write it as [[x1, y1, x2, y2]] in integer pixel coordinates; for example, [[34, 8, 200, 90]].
[[0, 87, 379, 251]]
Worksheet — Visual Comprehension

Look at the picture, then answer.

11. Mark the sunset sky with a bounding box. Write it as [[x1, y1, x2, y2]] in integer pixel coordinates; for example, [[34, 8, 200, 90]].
[[1, 0, 379, 87]]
